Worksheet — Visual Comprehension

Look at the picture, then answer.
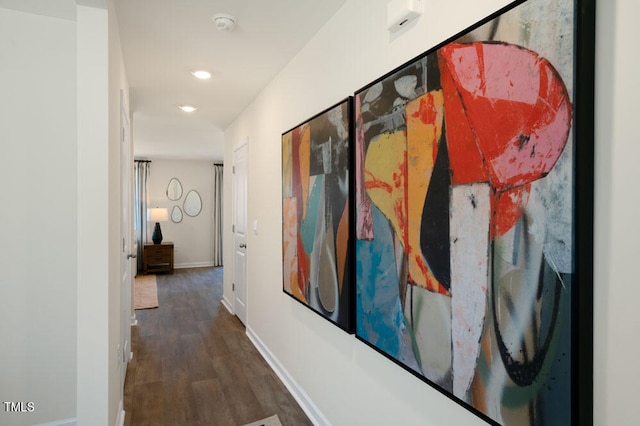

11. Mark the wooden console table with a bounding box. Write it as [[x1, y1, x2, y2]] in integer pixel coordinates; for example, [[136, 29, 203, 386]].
[[143, 242, 174, 274]]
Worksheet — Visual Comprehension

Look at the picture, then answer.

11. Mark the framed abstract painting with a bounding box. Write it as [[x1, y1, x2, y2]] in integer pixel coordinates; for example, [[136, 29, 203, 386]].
[[354, 0, 594, 424], [282, 97, 354, 333]]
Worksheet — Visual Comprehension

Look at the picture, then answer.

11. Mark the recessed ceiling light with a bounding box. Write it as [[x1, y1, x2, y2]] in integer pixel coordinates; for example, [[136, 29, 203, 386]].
[[179, 105, 197, 112], [192, 70, 211, 80]]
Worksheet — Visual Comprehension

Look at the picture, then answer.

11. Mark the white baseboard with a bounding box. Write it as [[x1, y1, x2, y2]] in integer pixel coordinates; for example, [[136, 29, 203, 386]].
[[246, 327, 330, 426], [115, 400, 125, 426], [221, 297, 233, 314], [174, 262, 215, 269], [34, 418, 77, 426]]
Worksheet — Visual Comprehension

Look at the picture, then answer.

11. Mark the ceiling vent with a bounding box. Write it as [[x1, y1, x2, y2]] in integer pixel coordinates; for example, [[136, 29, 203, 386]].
[[213, 13, 237, 31]]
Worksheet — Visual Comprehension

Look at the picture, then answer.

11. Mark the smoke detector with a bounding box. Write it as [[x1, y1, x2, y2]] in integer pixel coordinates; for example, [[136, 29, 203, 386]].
[[213, 13, 236, 31]]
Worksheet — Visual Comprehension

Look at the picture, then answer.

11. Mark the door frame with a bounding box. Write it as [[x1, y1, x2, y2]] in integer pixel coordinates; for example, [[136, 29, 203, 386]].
[[119, 90, 134, 398], [232, 138, 249, 325]]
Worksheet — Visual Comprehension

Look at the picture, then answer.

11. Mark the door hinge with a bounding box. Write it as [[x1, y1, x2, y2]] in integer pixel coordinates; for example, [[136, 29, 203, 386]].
[[232, 224, 235, 232], [232, 282, 235, 291], [232, 166, 236, 174]]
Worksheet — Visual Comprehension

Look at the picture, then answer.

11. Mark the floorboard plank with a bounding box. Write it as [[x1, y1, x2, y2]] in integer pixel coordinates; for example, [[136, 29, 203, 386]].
[[130, 381, 164, 425], [192, 378, 235, 426], [162, 373, 200, 425]]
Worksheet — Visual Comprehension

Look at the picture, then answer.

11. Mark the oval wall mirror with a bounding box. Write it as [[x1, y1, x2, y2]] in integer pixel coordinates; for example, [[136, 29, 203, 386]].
[[171, 206, 183, 223], [166, 178, 183, 201], [184, 190, 202, 217]]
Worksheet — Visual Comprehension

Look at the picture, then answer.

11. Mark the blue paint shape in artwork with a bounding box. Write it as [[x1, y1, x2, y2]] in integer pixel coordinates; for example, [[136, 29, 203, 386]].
[[357, 205, 419, 369], [300, 175, 324, 255]]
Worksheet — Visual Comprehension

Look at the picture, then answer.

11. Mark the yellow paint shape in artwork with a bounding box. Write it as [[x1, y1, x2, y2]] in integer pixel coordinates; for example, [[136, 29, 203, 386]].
[[364, 130, 408, 248], [298, 125, 311, 221]]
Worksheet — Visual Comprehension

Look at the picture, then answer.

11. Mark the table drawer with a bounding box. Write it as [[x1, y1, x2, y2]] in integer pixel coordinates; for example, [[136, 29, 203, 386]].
[[143, 243, 174, 274]]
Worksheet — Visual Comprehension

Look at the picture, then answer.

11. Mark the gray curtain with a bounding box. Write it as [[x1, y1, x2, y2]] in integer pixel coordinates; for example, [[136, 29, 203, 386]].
[[213, 163, 224, 266], [134, 160, 151, 273]]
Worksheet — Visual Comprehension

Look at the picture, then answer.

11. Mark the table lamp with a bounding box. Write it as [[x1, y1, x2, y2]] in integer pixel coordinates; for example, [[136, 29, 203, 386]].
[[148, 207, 169, 244]]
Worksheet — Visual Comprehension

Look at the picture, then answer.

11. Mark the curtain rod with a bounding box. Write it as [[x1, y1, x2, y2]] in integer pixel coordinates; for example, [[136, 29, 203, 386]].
[[134, 159, 152, 163], [213, 162, 223, 166]]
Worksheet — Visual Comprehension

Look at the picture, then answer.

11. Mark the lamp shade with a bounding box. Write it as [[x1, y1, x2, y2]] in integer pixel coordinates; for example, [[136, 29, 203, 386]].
[[147, 207, 169, 222]]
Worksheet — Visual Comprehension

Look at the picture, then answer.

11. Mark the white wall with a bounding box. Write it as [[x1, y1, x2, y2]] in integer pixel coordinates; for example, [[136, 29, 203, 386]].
[[224, 0, 640, 424], [76, 1, 114, 425], [0, 2, 129, 425], [133, 113, 225, 161], [145, 158, 216, 268], [0, 5, 78, 426], [593, 0, 640, 424]]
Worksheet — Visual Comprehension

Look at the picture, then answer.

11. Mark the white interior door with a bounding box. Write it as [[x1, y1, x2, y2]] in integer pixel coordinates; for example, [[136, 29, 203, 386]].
[[119, 91, 133, 392], [233, 139, 248, 325]]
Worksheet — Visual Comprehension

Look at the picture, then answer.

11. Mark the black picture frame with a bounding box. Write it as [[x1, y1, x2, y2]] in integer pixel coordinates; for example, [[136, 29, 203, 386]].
[[352, 0, 594, 424], [282, 97, 355, 333]]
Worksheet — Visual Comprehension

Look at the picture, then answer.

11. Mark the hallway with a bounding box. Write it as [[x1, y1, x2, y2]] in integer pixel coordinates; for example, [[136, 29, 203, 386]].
[[124, 268, 312, 426]]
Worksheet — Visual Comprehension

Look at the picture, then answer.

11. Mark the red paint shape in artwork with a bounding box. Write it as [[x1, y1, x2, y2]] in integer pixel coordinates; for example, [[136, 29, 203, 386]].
[[439, 51, 488, 185], [393, 168, 404, 189], [440, 42, 572, 192], [490, 184, 531, 239], [412, 93, 439, 126], [394, 151, 409, 250], [364, 171, 393, 193]]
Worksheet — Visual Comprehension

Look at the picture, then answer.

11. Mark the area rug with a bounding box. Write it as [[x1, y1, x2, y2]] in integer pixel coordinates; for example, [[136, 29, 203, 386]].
[[134, 275, 158, 309], [243, 414, 282, 426]]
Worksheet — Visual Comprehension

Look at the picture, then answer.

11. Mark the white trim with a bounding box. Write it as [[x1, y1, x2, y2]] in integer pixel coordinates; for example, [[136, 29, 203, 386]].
[[76, 4, 109, 424], [232, 138, 249, 325], [221, 296, 233, 314], [174, 262, 216, 269], [34, 419, 77, 426], [115, 400, 125, 426], [246, 327, 330, 426], [233, 135, 249, 151]]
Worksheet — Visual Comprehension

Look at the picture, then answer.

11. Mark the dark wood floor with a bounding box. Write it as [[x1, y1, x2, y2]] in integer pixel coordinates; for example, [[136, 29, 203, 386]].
[[124, 267, 312, 426]]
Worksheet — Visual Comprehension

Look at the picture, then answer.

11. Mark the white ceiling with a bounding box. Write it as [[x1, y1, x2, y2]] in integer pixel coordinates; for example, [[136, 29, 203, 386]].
[[0, 0, 74, 19], [113, 0, 346, 160]]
